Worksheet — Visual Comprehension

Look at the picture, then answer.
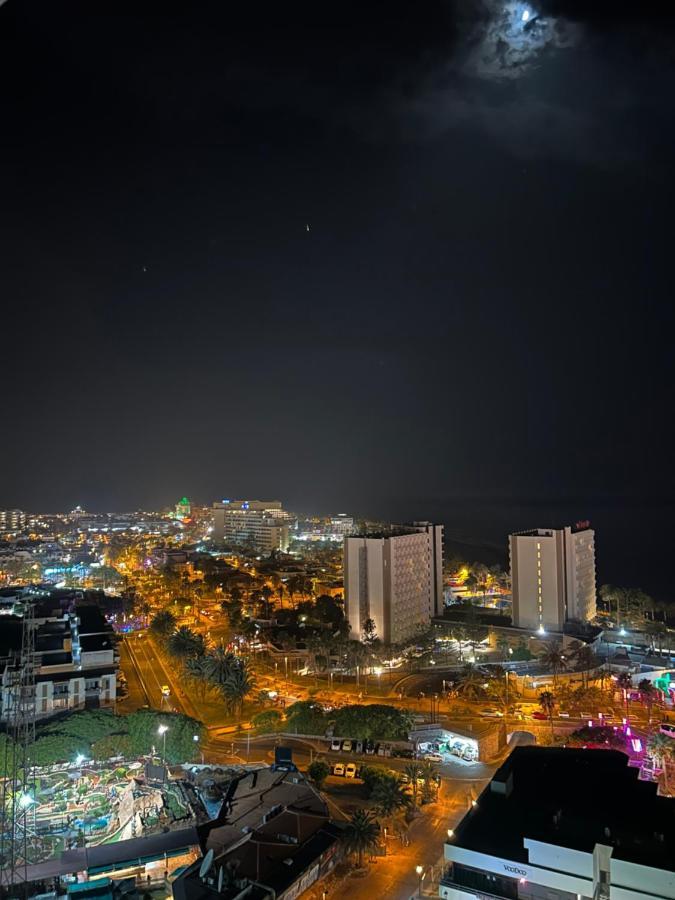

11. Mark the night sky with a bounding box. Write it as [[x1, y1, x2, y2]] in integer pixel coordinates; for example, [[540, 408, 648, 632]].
[[2, 1, 674, 591]]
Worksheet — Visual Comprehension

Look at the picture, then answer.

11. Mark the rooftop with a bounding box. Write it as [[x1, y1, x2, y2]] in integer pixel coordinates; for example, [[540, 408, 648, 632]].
[[453, 747, 674, 871]]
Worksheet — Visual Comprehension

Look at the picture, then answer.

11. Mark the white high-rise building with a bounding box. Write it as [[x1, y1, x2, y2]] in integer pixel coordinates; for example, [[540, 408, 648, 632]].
[[212, 499, 292, 552], [0, 509, 27, 533], [509, 524, 596, 632], [344, 523, 444, 645]]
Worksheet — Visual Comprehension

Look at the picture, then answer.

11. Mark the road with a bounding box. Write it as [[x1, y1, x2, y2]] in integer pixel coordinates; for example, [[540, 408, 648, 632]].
[[118, 634, 201, 720]]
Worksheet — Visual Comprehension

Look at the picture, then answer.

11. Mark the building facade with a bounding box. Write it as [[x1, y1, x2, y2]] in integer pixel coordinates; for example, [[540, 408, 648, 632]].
[[0, 509, 27, 533], [211, 500, 291, 552], [440, 747, 674, 900], [344, 523, 444, 644], [509, 525, 596, 632], [0, 599, 118, 722]]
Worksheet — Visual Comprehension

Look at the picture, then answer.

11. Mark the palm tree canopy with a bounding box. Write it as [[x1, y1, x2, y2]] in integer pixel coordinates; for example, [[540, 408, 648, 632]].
[[342, 809, 380, 858], [371, 777, 411, 817]]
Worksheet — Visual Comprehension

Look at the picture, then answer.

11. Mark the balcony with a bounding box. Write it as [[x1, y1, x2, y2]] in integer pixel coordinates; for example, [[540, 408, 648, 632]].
[[440, 877, 510, 900]]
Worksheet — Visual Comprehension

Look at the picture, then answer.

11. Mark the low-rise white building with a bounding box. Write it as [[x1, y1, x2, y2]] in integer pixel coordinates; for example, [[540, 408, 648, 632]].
[[441, 747, 674, 900]]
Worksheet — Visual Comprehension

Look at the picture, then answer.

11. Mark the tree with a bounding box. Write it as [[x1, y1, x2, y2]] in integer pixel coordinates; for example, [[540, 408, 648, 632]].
[[615, 672, 632, 717], [307, 759, 331, 790], [647, 733, 674, 794], [252, 709, 283, 734], [404, 762, 423, 806], [149, 610, 177, 638], [496, 636, 510, 661], [539, 643, 568, 687], [342, 809, 380, 868], [220, 659, 256, 716], [168, 626, 206, 660], [202, 647, 238, 688], [285, 701, 327, 736], [261, 585, 274, 618], [362, 618, 377, 645], [371, 775, 411, 819], [571, 643, 597, 689], [420, 761, 439, 803], [455, 665, 487, 701], [538, 691, 556, 740], [184, 656, 210, 699], [638, 679, 658, 723]]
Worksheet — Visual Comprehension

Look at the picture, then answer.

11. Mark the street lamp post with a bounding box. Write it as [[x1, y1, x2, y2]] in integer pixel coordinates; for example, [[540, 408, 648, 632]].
[[157, 724, 168, 762], [416, 865, 424, 898], [193, 734, 204, 764], [284, 656, 288, 691]]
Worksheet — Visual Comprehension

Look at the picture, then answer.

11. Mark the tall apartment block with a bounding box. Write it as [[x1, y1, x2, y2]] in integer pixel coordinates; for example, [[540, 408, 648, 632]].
[[509, 524, 596, 632], [211, 499, 292, 552], [344, 523, 444, 645]]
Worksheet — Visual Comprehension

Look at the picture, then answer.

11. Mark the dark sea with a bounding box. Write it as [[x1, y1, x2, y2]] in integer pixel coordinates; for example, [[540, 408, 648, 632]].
[[378, 498, 673, 602]]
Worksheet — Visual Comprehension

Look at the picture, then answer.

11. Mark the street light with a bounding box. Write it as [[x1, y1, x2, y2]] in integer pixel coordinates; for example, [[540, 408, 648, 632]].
[[416, 865, 424, 898], [447, 829, 454, 840], [193, 734, 204, 764], [157, 724, 168, 761]]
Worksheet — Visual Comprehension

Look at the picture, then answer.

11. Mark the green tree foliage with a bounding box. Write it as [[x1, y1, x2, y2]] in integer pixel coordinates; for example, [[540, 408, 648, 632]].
[[126, 709, 204, 764], [332, 705, 412, 741], [371, 775, 411, 818], [342, 809, 380, 868], [307, 759, 331, 789], [252, 709, 283, 734], [566, 726, 625, 749], [219, 658, 256, 715], [285, 701, 328, 735], [168, 626, 206, 659], [91, 733, 135, 760], [149, 610, 177, 638], [359, 765, 393, 797], [31, 734, 89, 766]]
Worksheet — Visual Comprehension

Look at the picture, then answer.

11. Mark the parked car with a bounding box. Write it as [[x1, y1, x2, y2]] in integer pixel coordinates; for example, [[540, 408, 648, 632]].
[[377, 743, 386, 756], [479, 708, 503, 718], [341, 740, 353, 752], [330, 739, 341, 751], [424, 753, 444, 762], [355, 741, 363, 754], [365, 741, 375, 755], [345, 763, 358, 778], [333, 763, 345, 776], [531, 711, 547, 720]]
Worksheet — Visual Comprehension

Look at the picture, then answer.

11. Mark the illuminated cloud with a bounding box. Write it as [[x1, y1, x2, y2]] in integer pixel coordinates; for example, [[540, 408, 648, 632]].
[[467, 1, 580, 79]]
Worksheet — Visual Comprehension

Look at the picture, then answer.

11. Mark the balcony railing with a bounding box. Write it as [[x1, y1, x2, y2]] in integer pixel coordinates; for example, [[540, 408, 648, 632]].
[[440, 873, 515, 900]]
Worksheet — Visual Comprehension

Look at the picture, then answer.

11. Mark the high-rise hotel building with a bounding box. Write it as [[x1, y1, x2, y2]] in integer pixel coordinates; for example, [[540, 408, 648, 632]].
[[344, 523, 444, 645], [509, 524, 596, 632]]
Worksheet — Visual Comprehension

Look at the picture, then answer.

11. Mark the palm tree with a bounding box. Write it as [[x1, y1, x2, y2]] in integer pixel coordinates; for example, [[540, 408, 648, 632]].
[[404, 762, 423, 807], [149, 610, 177, 638], [647, 733, 674, 794], [496, 636, 510, 661], [221, 659, 256, 716], [168, 626, 205, 659], [539, 643, 567, 688], [539, 690, 556, 740], [420, 761, 439, 802], [572, 644, 597, 689], [203, 647, 237, 687], [185, 656, 209, 700], [456, 665, 487, 701], [638, 679, 658, 724], [616, 671, 632, 717], [261, 585, 273, 618], [371, 776, 411, 819], [342, 809, 380, 869]]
